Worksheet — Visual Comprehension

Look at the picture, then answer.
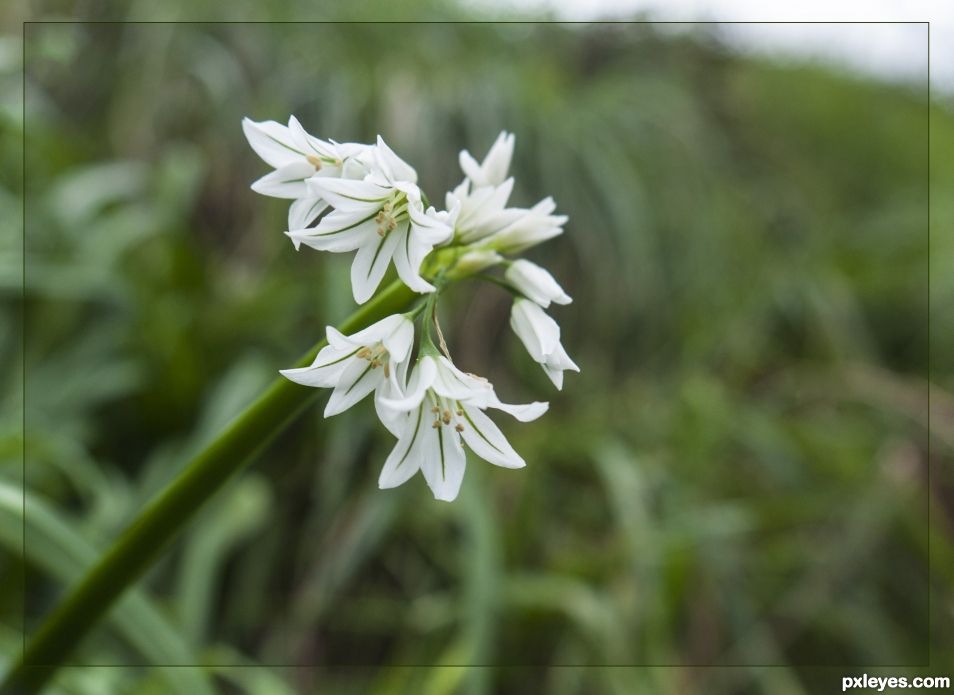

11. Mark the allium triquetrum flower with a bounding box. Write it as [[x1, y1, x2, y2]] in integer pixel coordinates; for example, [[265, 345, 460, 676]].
[[288, 137, 458, 304], [280, 314, 414, 417], [376, 355, 548, 502]]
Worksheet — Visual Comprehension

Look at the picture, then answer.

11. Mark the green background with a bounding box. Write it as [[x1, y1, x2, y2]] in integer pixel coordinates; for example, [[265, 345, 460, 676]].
[[3, 11, 951, 695]]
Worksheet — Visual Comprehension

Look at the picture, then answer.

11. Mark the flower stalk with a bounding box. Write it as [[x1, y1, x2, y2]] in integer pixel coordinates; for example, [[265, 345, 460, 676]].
[[1, 280, 417, 695]]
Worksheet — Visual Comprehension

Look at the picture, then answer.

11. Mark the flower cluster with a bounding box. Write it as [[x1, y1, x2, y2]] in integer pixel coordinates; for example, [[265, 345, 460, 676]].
[[244, 117, 579, 501]]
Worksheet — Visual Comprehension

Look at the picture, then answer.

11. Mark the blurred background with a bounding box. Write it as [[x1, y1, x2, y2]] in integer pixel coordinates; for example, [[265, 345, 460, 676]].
[[3, 5, 951, 695]]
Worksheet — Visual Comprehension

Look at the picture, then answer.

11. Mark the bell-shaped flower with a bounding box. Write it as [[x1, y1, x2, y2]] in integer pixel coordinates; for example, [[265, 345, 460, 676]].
[[376, 355, 548, 502], [280, 314, 415, 418], [505, 259, 572, 308], [510, 298, 579, 390], [289, 137, 456, 304], [458, 131, 515, 188], [242, 116, 370, 230]]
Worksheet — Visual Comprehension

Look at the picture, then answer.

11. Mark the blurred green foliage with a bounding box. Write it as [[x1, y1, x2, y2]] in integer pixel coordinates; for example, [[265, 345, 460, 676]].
[[2, 12, 951, 695]]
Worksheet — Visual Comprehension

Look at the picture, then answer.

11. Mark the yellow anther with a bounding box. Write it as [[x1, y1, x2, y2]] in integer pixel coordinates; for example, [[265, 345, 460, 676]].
[[432, 420, 441, 429], [456, 409, 463, 417], [306, 154, 322, 169], [431, 406, 440, 414], [356, 347, 372, 359], [442, 410, 451, 425], [383, 363, 390, 378], [455, 423, 465, 432]]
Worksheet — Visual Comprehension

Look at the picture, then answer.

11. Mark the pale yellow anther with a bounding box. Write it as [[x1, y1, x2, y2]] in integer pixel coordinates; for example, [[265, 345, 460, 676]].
[[432, 420, 441, 429], [356, 347, 372, 359], [431, 406, 440, 414], [306, 154, 322, 169], [455, 423, 464, 432]]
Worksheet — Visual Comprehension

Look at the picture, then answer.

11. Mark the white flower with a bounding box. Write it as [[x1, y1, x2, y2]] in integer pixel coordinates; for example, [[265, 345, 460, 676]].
[[510, 298, 579, 390], [376, 355, 548, 502], [280, 314, 414, 418], [505, 259, 571, 308], [242, 116, 369, 230], [459, 131, 515, 188], [288, 136, 457, 304]]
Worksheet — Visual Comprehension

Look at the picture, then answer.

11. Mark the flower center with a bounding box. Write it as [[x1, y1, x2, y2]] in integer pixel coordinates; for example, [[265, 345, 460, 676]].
[[374, 195, 409, 237], [428, 393, 465, 432], [355, 343, 390, 377]]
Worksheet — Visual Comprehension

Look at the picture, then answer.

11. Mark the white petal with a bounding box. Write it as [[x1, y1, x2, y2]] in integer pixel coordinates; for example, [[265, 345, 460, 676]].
[[487, 397, 549, 422], [330, 314, 406, 349], [324, 356, 386, 417], [458, 149, 484, 184], [286, 115, 337, 161], [458, 404, 525, 469], [378, 356, 437, 412], [392, 223, 437, 294], [382, 316, 415, 362], [375, 377, 406, 438], [420, 424, 466, 502], [505, 259, 571, 307], [542, 342, 579, 390], [288, 196, 328, 231], [350, 228, 401, 304], [287, 217, 378, 254], [373, 135, 418, 184], [308, 177, 391, 213], [482, 131, 515, 186], [378, 405, 426, 488], [279, 344, 357, 388], [242, 117, 304, 169], [250, 161, 315, 199], [432, 356, 494, 403], [543, 364, 564, 390], [510, 299, 561, 361]]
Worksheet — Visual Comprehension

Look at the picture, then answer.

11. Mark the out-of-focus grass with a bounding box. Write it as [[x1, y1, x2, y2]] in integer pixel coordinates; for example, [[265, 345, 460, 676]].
[[2, 13, 949, 695]]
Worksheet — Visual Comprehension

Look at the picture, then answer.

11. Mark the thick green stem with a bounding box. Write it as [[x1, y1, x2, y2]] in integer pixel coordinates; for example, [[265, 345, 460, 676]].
[[3, 280, 417, 695]]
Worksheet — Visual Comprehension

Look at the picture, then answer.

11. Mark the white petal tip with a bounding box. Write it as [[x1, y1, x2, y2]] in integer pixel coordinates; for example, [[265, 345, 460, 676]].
[[283, 231, 303, 251]]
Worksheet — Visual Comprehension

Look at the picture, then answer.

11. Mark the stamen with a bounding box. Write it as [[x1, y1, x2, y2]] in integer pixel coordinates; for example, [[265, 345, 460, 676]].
[[432, 420, 441, 429], [431, 406, 440, 414], [306, 154, 322, 169], [455, 423, 465, 432], [442, 410, 451, 425], [383, 363, 390, 378], [356, 347, 372, 359]]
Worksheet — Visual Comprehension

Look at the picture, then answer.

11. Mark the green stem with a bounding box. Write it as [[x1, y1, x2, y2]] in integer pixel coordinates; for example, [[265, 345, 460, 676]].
[[3, 279, 417, 695]]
